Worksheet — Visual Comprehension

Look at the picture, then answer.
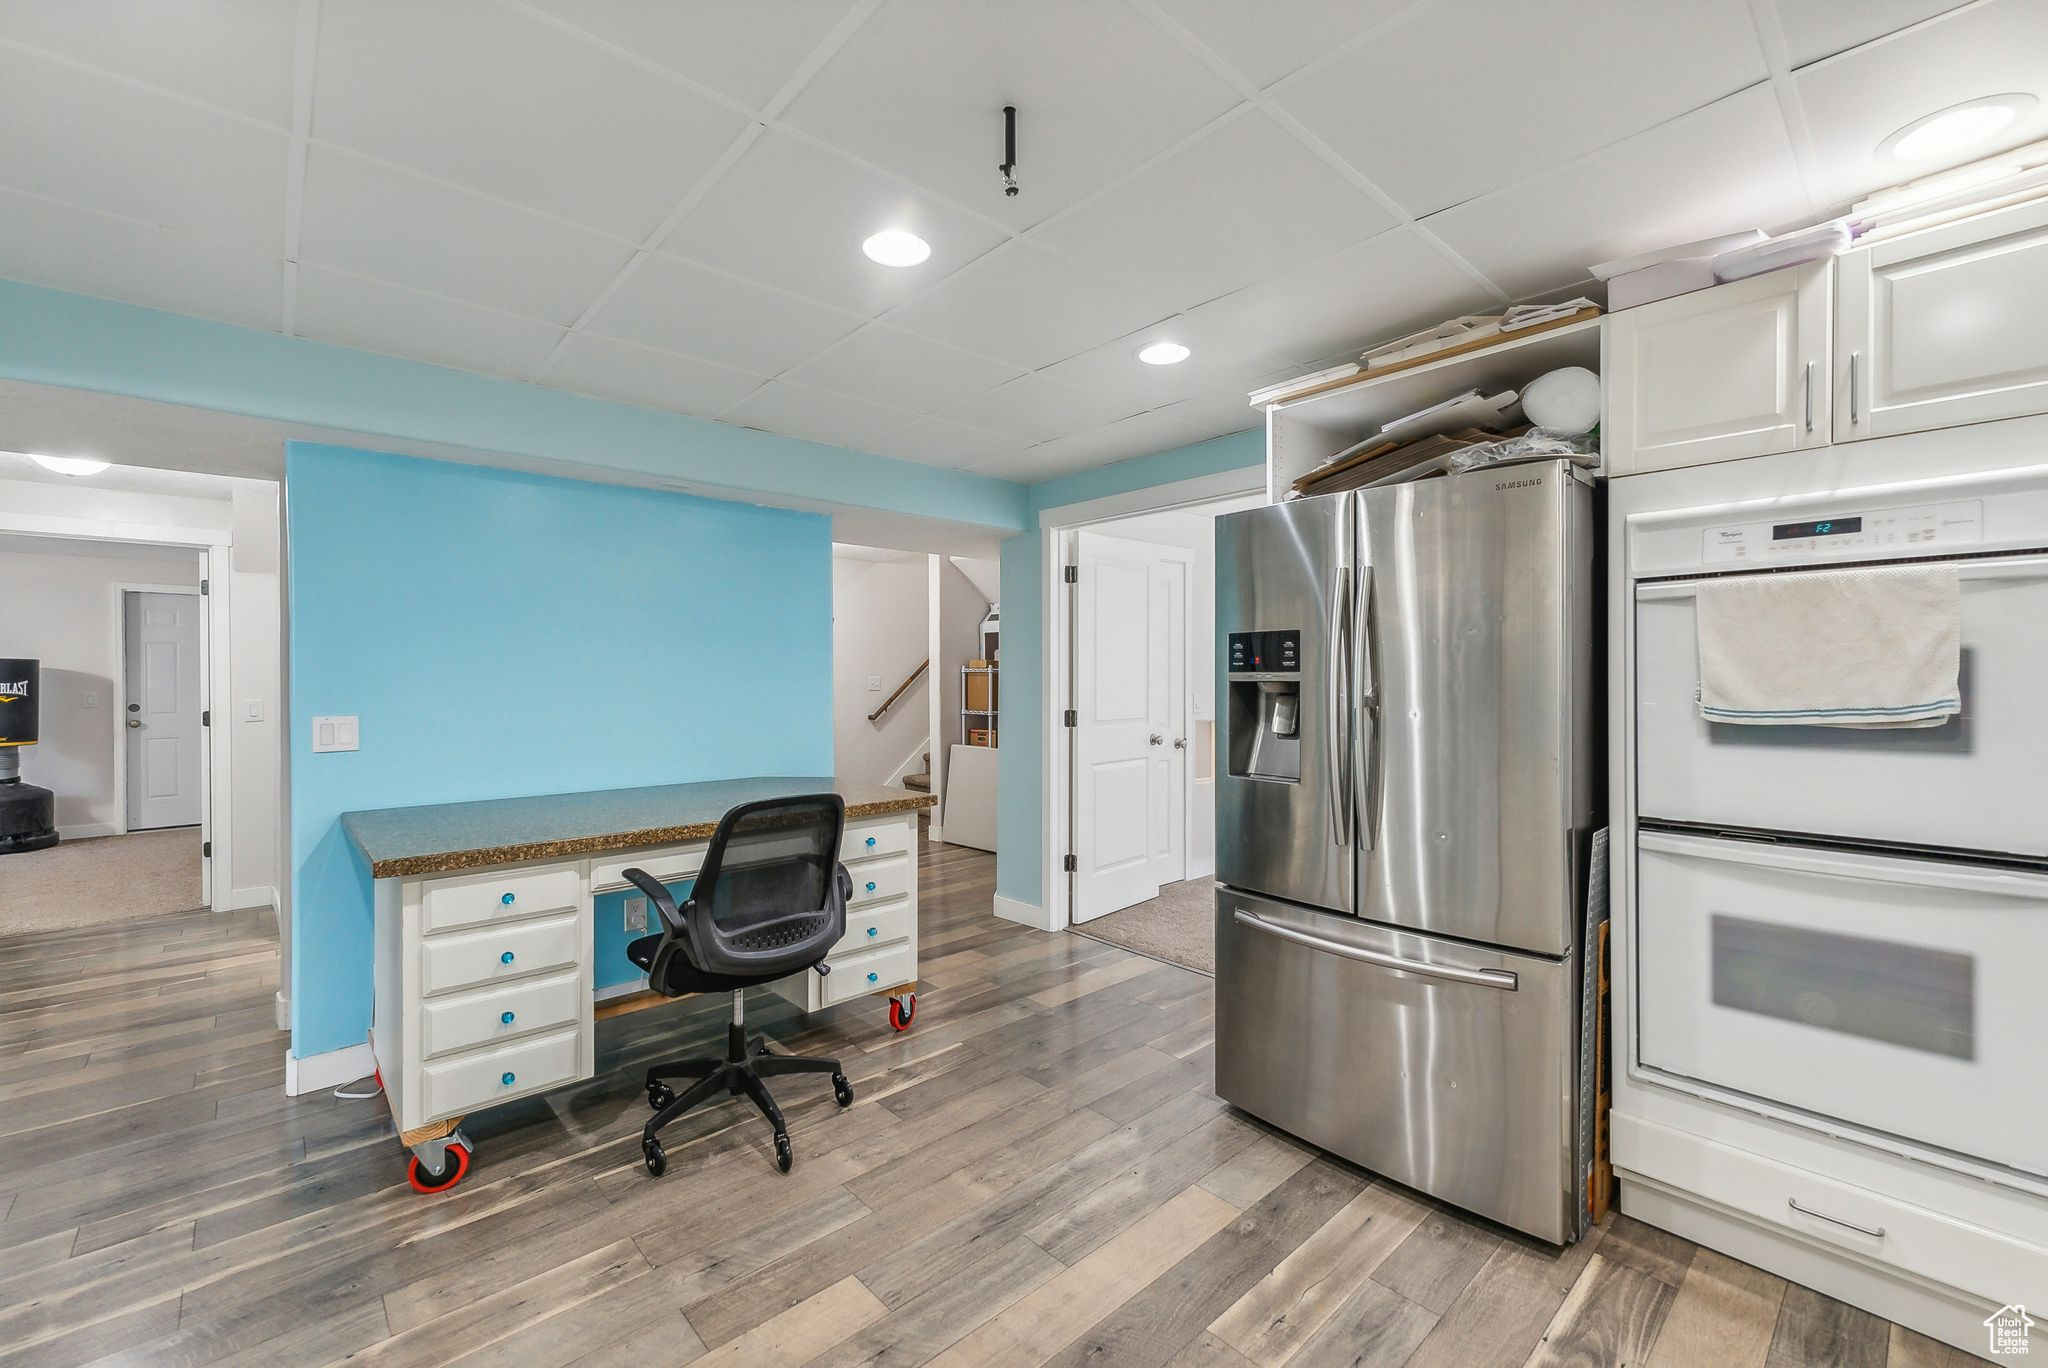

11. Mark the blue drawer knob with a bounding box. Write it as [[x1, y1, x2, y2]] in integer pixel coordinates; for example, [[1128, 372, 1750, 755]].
[[501, 1010, 516, 1024], [867, 926, 878, 937], [865, 881, 877, 893], [501, 1071, 516, 1086], [867, 971, 879, 983], [500, 951, 515, 965], [500, 892, 516, 905], [865, 836, 877, 847]]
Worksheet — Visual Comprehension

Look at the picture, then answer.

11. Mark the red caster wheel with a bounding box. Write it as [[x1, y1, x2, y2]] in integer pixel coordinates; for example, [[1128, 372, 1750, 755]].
[[888, 994, 916, 1032], [406, 1139, 471, 1194]]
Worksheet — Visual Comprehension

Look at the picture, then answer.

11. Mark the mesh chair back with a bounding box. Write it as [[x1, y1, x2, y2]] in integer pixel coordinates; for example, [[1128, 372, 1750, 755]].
[[686, 794, 848, 976]]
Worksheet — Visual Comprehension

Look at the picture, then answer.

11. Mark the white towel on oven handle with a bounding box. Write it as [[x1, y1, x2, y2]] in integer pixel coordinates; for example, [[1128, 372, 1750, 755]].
[[1695, 564, 1962, 728]]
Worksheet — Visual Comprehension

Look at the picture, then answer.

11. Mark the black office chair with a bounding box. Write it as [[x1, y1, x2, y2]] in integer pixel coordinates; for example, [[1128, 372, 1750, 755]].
[[622, 793, 856, 1177]]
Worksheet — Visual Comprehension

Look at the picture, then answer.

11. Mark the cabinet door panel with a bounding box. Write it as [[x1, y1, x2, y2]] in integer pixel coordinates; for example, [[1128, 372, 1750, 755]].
[[1837, 198, 2048, 441], [1606, 265, 1829, 476]]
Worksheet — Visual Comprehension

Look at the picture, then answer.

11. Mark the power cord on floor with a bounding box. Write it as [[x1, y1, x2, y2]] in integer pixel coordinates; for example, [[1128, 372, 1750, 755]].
[[333, 1075, 381, 1100]]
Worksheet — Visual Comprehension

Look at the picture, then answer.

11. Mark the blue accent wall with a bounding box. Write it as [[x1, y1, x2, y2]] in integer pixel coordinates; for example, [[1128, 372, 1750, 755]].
[[996, 430, 1264, 911], [286, 443, 832, 1057]]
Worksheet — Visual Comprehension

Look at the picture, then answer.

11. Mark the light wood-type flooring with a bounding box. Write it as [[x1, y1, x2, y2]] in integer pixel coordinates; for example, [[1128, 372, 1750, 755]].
[[0, 837, 1971, 1366]]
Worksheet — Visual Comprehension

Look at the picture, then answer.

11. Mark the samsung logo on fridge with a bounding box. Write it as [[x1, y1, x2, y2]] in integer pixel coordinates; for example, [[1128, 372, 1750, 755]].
[[1494, 477, 1544, 491]]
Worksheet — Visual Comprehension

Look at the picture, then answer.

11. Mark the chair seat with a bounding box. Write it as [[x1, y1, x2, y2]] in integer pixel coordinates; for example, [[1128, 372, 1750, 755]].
[[627, 933, 799, 996]]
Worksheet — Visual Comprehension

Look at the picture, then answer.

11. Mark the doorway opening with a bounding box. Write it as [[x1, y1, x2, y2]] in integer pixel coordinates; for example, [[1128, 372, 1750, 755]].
[[1054, 490, 1264, 974]]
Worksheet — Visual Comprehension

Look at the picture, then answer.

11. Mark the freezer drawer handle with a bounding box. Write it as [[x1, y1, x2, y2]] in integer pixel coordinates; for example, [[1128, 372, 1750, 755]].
[[1787, 1198, 1885, 1240], [1232, 908, 1518, 990]]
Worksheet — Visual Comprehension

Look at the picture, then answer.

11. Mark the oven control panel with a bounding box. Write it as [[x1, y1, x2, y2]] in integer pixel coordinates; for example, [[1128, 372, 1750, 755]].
[[1701, 499, 1983, 564]]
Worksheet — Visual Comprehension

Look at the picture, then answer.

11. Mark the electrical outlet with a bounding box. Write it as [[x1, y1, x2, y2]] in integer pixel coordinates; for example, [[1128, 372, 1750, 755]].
[[624, 896, 648, 934], [867, 675, 882, 691]]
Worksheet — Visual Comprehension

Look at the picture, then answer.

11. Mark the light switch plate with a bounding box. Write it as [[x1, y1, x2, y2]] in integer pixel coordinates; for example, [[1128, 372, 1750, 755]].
[[867, 675, 881, 691], [80, 691, 99, 709], [312, 715, 360, 753], [245, 699, 264, 721], [624, 896, 648, 934]]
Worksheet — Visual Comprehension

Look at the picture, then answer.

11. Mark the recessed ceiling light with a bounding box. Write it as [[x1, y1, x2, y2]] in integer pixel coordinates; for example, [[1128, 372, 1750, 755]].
[[27, 453, 110, 476], [1137, 341, 1191, 366], [862, 229, 931, 267], [1879, 94, 2035, 164]]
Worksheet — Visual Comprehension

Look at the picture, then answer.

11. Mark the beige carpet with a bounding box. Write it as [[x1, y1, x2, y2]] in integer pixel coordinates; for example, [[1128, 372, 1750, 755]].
[[1071, 877, 1216, 975], [0, 828, 204, 935]]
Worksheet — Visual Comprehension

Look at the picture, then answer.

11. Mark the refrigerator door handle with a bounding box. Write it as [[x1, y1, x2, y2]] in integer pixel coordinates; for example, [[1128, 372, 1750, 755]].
[[1325, 565, 1352, 849], [1352, 565, 1376, 852], [1231, 908, 1520, 990]]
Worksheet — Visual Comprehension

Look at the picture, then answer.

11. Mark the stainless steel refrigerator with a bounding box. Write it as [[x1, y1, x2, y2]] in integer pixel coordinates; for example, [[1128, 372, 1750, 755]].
[[1214, 459, 1597, 1243]]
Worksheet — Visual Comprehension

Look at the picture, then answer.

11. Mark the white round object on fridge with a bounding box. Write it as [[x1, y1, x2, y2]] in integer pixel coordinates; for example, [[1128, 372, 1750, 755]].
[[1521, 366, 1601, 434]]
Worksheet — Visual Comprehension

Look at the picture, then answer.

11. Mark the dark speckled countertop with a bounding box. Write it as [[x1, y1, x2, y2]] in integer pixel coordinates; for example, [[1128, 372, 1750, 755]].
[[341, 776, 936, 879]]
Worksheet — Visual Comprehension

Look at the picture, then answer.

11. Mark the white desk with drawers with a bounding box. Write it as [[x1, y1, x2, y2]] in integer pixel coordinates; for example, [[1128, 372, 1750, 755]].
[[342, 776, 933, 1193]]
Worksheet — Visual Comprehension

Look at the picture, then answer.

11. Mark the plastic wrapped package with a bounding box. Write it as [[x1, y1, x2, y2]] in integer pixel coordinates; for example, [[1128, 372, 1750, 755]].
[[1449, 427, 1600, 473]]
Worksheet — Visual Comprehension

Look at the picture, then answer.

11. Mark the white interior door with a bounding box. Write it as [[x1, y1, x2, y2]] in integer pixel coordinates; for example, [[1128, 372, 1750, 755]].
[[1072, 531, 1191, 923], [1149, 557, 1188, 888], [124, 590, 203, 831]]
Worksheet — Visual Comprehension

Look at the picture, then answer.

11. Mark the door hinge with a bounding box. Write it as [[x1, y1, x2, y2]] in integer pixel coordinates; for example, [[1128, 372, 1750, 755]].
[[1063, 708, 1077, 728], [202, 709, 210, 727], [199, 578, 209, 596], [202, 841, 212, 858], [1063, 565, 1078, 584], [1063, 854, 1077, 873]]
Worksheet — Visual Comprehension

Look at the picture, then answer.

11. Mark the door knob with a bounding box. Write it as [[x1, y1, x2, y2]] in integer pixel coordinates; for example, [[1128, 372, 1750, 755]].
[[1149, 734, 1163, 746], [127, 719, 143, 729], [1172, 737, 1187, 749]]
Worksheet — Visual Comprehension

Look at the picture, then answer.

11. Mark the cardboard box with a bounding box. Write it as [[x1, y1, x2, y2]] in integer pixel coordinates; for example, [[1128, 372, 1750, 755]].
[[965, 662, 997, 712], [968, 728, 996, 747]]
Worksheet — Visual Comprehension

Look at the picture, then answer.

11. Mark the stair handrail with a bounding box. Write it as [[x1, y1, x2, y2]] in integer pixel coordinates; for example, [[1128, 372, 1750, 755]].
[[867, 659, 929, 723]]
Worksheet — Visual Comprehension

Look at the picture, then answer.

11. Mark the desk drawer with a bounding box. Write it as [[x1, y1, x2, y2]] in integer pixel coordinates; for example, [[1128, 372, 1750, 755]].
[[847, 853, 911, 908], [843, 819, 911, 864], [419, 970, 584, 1060], [422, 866, 582, 935], [421, 914, 580, 997], [823, 940, 915, 1007], [835, 900, 912, 957], [591, 845, 704, 895], [421, 1027, 582, 1123]]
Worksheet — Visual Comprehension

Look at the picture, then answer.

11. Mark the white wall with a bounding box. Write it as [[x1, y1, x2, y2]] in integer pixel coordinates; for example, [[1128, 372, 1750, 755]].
[[832, 551, 929, 788], [2, 542, 202, 836]]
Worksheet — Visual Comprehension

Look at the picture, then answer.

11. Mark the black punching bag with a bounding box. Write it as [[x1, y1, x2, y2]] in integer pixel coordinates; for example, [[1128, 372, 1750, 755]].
[[0, 659, 59, 854]]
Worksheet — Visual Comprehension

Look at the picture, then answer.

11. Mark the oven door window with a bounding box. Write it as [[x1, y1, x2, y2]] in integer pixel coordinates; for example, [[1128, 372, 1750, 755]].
[[1710, 915, 1974, 1061]]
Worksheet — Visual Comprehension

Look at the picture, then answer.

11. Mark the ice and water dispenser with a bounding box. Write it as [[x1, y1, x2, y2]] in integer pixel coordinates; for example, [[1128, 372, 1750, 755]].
[[1226, 629, 1302, 782]]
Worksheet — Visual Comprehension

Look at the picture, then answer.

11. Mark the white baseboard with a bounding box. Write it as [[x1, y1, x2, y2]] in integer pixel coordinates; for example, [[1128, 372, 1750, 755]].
[[273, 991, 289, 1031], [594, 980, 645, 1004], [58, 822, 116, 841], [222, 884, 276, 912], [927, 821, 943, 844], [285, 1041, 377, 1096], [993, 893, 1055, 932]]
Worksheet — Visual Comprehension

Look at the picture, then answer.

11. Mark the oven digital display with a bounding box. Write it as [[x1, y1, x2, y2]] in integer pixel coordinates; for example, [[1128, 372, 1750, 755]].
[[1771, 516, 1863, 541]]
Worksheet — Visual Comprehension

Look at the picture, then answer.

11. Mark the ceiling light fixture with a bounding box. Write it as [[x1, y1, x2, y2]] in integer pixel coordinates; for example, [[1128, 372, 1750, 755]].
[[862, 229, 931, 267], [1879, 94, 2035, 164], [26, 453, 110, 476], [1137, 341, 1191, 366]]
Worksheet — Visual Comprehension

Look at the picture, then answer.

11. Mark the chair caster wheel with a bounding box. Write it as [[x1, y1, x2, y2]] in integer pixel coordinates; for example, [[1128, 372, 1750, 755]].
[[774, 1132, 793, 1173], [647, 1082, 675, 1111], [642, 1135, 667, 1177], [833, 1073, 854, 1108], [888, 994, 916, 1031], [407, 1139, 471, 1194]]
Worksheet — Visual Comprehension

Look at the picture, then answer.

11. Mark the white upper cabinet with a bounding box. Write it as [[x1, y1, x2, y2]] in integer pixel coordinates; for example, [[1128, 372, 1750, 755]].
[[1836, 197, 2048, 442], [1604, 264, 1831, 476]]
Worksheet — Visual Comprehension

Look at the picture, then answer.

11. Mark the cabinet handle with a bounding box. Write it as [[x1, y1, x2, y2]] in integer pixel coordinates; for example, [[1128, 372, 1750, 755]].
[[866, 881, 877, 892], [865, 836, 877, 848], [501, 1011, 515, 1024], [867, 972, 879, 983], [500, 892, 515, 905], [500, 951, 515, 965], [1803, 360, 1814, 433], [867, 926, 878, 937], [1787, 1197, 1884, 1239], [1849, 350, 1861, 424], [501, 1072, 516, 1086]]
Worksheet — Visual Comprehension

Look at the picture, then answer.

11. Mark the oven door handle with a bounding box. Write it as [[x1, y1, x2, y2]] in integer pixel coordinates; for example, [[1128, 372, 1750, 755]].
[[1635, 554, 2048, 601], [1639, 829, 2048, 898], [1232, 908, 1518, 990]]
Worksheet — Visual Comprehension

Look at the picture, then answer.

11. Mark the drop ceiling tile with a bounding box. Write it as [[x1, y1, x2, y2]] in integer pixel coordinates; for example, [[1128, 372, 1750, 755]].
[[584, 255, 864, 377], [720, 380, 918, 449], [1794, 0, 2048, 204], [542, 333, 766, 415], [780, 0, 1242, 231], [1424, 87, 1809, 300], [1037, 313, 1295, 411], [665, 131, 1006, 317], [783, 325, 1024, 413], [1034, 110, 1394, 309], [1149, 0, 1424, 90], [867, 415, 1027, 471], [516, 0, 859, 109], [1276, 0, 1767, 216], [1154, 382, 1279, 438], [313, 0, 749, 241], [298, 148, 634, 325], [293, 267, 565, 380], [0, 188, 282, 330], [1773, 0, 1973, 67], [0, 47, 286, 254], [0, 0, 300, 125], [935, 373, 1144, 443], [885, 243, 1171, 371], [1183, 227, 1497, 364], [1022, 410, 1214, 472]]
